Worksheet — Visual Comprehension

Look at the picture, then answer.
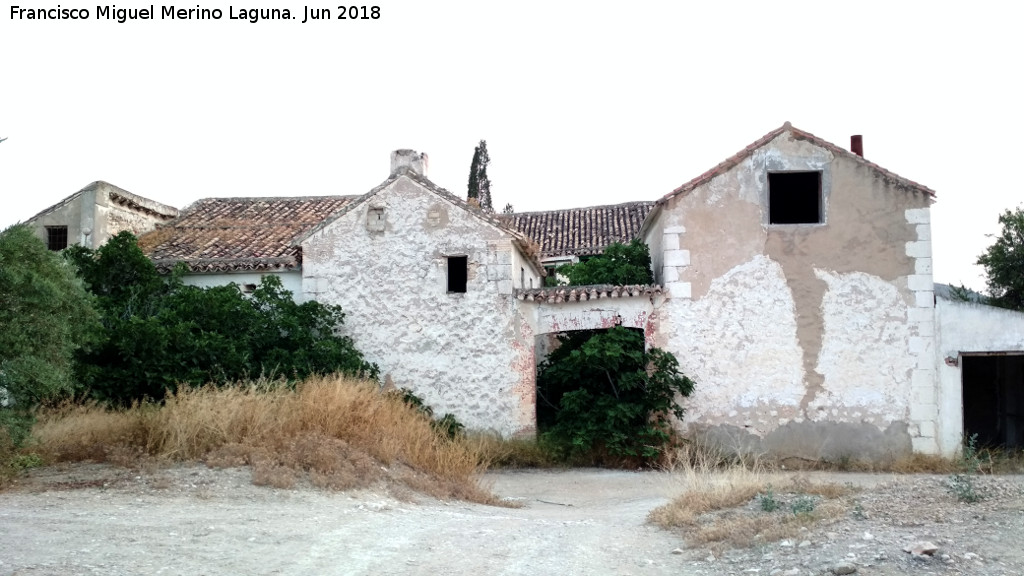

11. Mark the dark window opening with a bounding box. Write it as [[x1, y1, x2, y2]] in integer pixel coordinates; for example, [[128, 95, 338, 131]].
[[241, 283, 257, 294], [366, 207, 385, 231], [447, 256, 468, 293], [962, 354, 1024, 449], [769, 171, 822, 224], [46, 226, 68, 251]]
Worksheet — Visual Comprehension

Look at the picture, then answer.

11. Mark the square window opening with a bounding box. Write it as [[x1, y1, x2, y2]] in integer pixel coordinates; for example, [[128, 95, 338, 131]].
[[769, 171, 822, 224], [366, 207, 385, 231], [447, 256, 468, 293], [46, 226, 68, 251]]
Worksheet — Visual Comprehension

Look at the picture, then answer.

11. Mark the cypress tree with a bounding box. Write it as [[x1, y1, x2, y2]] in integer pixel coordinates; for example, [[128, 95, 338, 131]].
[[467, 140, 493, 212]]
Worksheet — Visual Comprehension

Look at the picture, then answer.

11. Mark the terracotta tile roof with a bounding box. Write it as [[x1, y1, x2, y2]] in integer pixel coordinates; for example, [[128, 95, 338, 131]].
[[515, 284, 663, 303], [659, 122, 938, 204], [140, 196, 357, 272], [507, 201, 655, 259]]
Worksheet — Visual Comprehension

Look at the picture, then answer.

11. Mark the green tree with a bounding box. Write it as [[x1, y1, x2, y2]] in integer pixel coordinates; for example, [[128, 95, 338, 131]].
[[467, 140, 493, 212], [977, 207, 1024, 310], [536, 237, 692, 464], [537, 327, 693, 462], [68, 231, 377, 404], [0, 225, 100, 444], [557, 239, 653, 286]]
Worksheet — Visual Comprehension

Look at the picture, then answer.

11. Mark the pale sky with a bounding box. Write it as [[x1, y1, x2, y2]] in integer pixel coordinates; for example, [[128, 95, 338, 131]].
[[2, 1, 1021, 291]]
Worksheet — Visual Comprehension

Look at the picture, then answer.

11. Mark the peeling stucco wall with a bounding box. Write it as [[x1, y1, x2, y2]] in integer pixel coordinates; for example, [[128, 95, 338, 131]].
[[935, 299, 1024, 456], [649, 131, 933, 460], [301, 175, 541, 436]]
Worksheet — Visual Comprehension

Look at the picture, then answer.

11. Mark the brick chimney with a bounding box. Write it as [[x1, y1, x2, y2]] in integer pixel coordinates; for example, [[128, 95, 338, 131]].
[[390, 149, 428, 177], [851, 135, 863, 157]]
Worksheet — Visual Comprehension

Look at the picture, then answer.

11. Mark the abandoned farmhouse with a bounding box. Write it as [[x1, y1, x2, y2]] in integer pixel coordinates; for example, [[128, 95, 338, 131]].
[[22, 123, 1024, 460]]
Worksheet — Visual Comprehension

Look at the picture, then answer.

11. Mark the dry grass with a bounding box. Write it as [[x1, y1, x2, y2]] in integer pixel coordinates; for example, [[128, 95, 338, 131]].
[[28, 375, 497, 503], [467, 432, 561, 469], [650, 442, 854, 550]]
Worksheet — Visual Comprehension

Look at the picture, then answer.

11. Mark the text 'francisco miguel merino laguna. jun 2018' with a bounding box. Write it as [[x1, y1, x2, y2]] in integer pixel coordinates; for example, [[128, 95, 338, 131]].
[[9, 5, 381, 24]]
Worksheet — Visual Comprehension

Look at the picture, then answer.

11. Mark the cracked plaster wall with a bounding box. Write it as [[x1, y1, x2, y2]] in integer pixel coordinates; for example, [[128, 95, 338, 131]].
[[651, 132, 934, 460], [301, 175, 540, 436]]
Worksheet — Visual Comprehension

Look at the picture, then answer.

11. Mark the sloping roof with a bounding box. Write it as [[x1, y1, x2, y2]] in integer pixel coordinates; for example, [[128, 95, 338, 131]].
[[507, 201, 655, 259], [140, 168, 549, 276], [139, 196, 357, 273], [659, 122, 938, 204], [26, 181, 179, 223]]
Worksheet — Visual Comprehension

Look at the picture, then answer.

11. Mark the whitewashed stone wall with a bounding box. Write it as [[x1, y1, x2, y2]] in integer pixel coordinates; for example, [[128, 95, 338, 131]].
[[301, 174, 541, 436], [935, 299, 1024, 455]]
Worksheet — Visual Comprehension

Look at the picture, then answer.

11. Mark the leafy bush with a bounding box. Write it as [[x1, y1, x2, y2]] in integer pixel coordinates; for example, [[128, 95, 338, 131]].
[[556, 239, 654, 286], [0, 225, 101, 408], [537, 238, 692, 465], [536, 326, 693, 463], [1, 225, 101, 452], [67, 232, 377, 404], [790, 495, 816, 516], [758, 485, 780, 512]]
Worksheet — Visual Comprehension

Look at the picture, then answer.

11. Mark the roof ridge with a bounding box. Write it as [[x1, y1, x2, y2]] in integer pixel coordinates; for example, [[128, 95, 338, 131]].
[[659, 123, 936, 204], [192, 194, 361, 203], [510, 200, 656, 216]]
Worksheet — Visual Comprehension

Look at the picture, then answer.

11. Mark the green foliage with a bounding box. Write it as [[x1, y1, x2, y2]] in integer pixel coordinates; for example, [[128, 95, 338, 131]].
[[958, 432, 983, 473], [69, 231, 377, 404], [536, 326, 694, 463], [0, 225, 101, 414], [790, 495, 816, 516], [537, 238, 688, 465], [467, 139, 493, 212], [948, 473, 982, 503], [557, 239, 654, 286], [0, 409, 35, 450], [977, 207, 1024, 310], [758, 485, 780, 512], [393, 387, 465, 440], [948, 433, 985, 503]]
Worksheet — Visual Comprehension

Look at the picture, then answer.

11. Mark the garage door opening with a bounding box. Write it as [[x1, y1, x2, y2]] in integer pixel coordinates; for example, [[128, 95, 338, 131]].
[[962, 354, 1024, 449]]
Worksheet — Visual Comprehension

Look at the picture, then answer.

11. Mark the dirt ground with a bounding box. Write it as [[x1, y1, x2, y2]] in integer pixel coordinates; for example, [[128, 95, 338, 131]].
[[1, 464, 1023, 576]]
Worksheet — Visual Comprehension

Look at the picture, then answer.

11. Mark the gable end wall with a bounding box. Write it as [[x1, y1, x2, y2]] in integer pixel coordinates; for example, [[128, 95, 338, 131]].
[[651, 132, 936, 460], [301, 176, 540, 436]]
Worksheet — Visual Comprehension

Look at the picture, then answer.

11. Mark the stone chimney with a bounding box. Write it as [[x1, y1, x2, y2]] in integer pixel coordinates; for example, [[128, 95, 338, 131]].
[[390, 149, 428, 177]]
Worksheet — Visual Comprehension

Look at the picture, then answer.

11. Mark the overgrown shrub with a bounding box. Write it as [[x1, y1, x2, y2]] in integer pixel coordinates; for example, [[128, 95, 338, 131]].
[[1, 225, 101, 450], [537, 326, 693, 463], [536, 239, 693, 465], [67, 232, 377, 404], [556, 239, 654, 286]]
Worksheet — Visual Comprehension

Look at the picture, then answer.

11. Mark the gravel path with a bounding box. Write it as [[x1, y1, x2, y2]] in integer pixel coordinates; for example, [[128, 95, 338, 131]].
[[1, 464, 1022, 575]]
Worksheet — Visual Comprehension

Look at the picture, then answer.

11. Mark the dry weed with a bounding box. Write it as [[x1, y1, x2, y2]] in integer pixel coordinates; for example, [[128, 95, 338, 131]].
[[465, 432, 559, 469], [28, 375, 495, 503], [650, 451, 853, 550]]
